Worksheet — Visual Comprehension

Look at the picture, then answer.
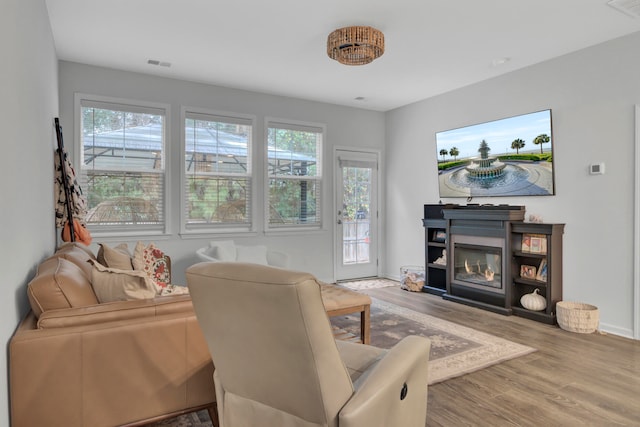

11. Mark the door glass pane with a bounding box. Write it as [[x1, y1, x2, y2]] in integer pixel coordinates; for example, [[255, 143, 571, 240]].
[[342, 166, 371, 265]]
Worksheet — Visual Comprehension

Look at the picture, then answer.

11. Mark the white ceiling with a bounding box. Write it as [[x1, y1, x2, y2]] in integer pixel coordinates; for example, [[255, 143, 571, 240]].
[[45, 0, 640, 112]]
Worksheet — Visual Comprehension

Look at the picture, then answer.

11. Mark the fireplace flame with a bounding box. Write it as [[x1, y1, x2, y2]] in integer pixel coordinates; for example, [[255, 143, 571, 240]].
[[464, 258, 495, 281]]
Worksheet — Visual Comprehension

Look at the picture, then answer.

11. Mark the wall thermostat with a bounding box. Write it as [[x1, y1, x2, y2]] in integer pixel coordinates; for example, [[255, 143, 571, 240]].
[[589, 163, 605, 175]]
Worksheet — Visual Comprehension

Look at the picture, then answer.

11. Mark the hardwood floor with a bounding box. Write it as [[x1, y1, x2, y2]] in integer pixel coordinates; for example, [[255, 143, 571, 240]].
[[363, 286, 640, 427]]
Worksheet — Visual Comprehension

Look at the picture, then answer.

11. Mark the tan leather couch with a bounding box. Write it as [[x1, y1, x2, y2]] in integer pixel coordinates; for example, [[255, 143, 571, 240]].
[[9, 243, 216, 427]]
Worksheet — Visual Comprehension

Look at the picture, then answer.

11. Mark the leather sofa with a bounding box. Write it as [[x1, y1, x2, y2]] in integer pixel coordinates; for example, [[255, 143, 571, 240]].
[[9, 242, 217, 427]]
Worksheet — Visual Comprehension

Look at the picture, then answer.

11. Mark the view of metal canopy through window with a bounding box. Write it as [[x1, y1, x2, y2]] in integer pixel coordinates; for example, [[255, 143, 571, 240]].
[[184, 112, 253, 228], [267, 122, 322, 226], [81, 104, 321, 228], [81, 104, 166, 230]]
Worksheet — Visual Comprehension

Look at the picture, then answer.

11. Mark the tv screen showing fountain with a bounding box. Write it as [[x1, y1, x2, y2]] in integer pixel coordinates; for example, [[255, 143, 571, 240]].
[[435, 109, 555, 198]]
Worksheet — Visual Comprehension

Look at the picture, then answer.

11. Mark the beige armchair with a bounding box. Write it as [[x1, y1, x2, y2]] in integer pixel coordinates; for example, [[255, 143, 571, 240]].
[[186, 262, 430, 427]]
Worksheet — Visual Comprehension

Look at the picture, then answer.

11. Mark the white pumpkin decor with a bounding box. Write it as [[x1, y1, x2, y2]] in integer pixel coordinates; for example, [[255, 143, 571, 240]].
[[520, 288, 547, 311]]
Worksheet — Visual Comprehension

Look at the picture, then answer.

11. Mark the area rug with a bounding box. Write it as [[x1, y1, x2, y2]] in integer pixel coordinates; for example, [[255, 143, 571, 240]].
[[148, 296, 535, 427], [333, 298, 536, 384], [338, 277, 399, 290]]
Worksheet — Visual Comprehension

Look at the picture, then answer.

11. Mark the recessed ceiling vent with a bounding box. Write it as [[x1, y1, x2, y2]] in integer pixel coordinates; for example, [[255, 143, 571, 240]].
[[147, 59, 171, 67], [607, 0, 640, 18]]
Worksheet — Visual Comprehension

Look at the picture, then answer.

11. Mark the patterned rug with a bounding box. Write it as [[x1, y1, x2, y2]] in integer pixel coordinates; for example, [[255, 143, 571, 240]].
[[338, 277, 399, 290], [149, 285, 535, 427], [332, 298, 536, 384]]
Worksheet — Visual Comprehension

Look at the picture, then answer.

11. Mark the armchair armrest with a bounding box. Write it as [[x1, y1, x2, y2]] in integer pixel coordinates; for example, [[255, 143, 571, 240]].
[[36, 294, 194, 329], [339, 335, 430, 427]]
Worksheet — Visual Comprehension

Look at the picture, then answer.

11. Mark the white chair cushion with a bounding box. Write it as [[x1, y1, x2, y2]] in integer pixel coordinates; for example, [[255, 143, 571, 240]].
[[235, 245, 269, 265], [211, 240, 236, 261]]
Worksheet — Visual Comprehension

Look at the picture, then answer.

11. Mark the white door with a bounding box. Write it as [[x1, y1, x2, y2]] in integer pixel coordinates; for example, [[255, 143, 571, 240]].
[[335, 149, 379, 281]]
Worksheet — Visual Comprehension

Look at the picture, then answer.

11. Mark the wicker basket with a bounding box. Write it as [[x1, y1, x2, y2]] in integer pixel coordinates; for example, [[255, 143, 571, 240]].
[[400, 265, 425, 292], [556, 301, 599, 333]]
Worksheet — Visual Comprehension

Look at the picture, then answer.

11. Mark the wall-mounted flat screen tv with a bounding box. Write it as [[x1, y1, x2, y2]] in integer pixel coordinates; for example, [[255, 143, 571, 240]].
[[435, 109, 554, 198]]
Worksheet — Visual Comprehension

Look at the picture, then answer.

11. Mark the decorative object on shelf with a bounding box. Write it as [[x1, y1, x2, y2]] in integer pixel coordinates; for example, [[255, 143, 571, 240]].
[[528, 214, 543, 223], [432, 230, 447, 242], [520, 264, 537, 279], [434, 249, 447, 265], [327, 26, 384, 65], [536, 259, 548, 281], [556, 301, 599, 333], [521, 233, 547, 253], [520, 289, 547, 311]]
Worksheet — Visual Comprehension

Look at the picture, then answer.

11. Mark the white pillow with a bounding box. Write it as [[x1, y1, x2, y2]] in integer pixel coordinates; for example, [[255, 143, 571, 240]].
[[211, 240, 236, 261], [235, 245, 269, 265]]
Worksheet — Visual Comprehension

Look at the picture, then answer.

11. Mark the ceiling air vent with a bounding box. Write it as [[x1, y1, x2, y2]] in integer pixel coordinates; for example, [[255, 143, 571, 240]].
[[607, 0, 640, 18], [147, 59, 171, 67]]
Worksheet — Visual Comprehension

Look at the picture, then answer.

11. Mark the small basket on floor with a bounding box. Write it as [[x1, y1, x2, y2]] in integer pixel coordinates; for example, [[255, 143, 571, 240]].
[[556, 301, 599, 333], [400, 265, 425, 292]]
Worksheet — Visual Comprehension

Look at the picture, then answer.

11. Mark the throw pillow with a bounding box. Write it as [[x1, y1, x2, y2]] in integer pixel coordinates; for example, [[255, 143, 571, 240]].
[[160, 284, 190, 296], [90, 260, 160, 303], [235, 245, 269, 265], [97, 243, 133, 270], [132, 241, 171, 288], [211, 239, 236, 261]]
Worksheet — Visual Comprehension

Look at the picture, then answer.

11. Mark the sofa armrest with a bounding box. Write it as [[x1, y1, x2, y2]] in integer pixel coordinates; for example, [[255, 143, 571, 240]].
[[36, 294, 194, 329], [338, 336, 430, 427]]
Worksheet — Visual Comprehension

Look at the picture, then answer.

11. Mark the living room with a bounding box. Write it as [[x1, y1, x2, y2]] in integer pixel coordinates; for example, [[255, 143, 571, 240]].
[[3, 1, 640, 426]]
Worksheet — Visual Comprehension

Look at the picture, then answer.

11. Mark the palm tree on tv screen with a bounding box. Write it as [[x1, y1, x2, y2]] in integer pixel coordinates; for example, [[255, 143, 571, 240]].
[[511, 138, 525, 154], [533, 133, 550, 154]]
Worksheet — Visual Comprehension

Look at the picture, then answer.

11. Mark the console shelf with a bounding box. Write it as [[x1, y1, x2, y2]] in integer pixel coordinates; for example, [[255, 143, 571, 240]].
[[510, 222, 564, 324], [422, 204, 564, 325], [422, 205, 452, 296]]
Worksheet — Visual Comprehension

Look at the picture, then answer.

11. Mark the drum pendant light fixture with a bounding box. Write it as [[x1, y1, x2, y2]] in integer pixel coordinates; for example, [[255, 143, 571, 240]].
[[327, 26, 385, 66]]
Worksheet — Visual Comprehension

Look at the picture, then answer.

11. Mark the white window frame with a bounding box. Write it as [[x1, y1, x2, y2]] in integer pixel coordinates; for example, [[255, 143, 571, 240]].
[[180, 106, 256, 235], [265, 117, 325, 232], [74, 93, 171, 237]]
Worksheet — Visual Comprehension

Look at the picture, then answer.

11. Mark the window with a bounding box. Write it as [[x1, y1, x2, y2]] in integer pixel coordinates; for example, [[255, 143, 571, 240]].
[[267, 120, 323, 228], [183, 110, 253, 231], [79, 96, 168, 234]]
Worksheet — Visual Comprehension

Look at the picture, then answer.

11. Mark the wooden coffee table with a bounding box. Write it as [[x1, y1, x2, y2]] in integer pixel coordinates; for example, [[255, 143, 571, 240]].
[[320, 283, 371, 344]]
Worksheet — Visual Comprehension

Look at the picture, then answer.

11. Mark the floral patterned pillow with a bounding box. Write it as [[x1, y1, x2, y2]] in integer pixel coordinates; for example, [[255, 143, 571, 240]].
[[133, 241, 171, 288]]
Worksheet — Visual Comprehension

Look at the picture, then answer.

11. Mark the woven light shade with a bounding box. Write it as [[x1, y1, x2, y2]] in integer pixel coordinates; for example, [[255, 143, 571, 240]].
[[327, 26, 385, 66]]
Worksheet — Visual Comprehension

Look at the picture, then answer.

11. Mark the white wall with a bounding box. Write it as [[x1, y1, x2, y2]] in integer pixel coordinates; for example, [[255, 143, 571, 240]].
[[1, 0, 59, 424], [385, 31, 640, 338], [58, 61, 386, 284]]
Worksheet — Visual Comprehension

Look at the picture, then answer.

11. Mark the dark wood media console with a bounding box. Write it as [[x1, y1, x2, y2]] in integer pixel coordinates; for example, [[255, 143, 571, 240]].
[[423, 204, 564, 324]]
